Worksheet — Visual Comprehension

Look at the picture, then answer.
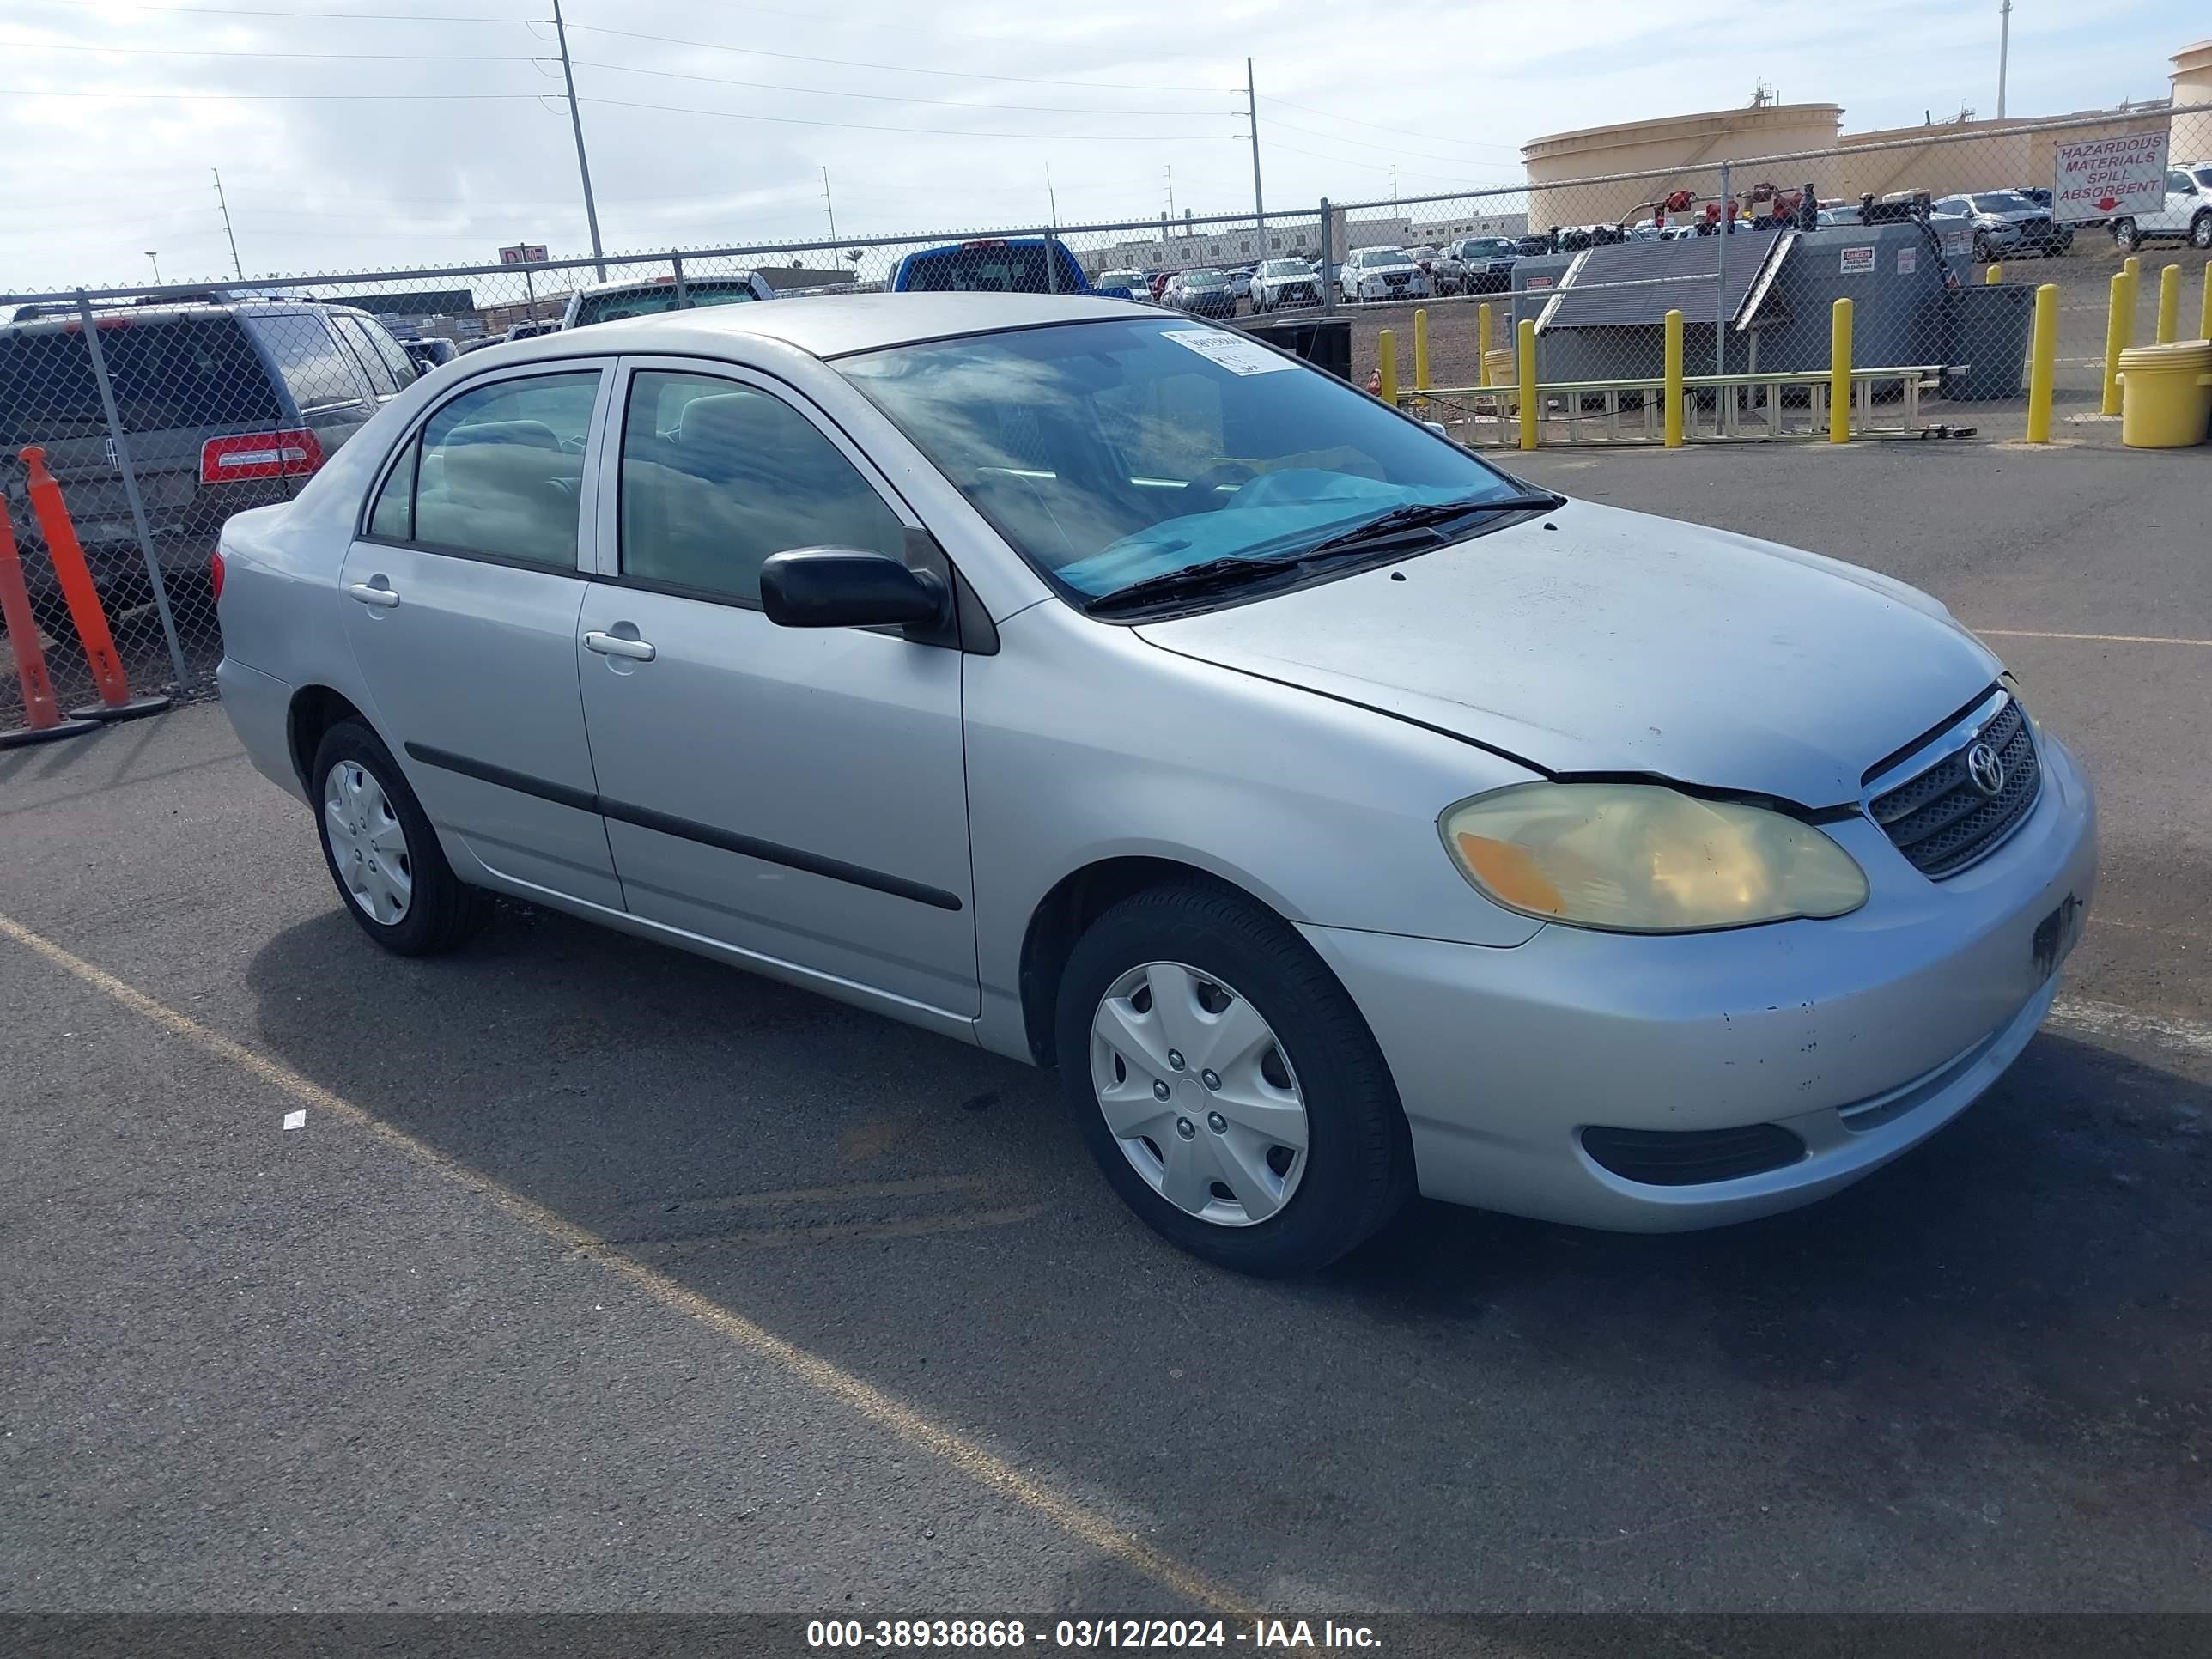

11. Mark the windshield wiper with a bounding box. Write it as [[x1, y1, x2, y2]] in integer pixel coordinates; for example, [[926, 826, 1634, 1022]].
[[1299, 491, 1561, 556], [1085, 556, 1307, 616]]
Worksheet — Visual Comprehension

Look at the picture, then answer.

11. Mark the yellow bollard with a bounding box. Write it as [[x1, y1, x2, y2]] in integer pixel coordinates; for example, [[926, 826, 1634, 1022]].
[[2124, 254, 2141, 283], [1829, 296, 1852, 444], [2156, 264, 2181, 343], [1516, 317, 1538, 451], [1413, 307, 1431, 402], [2027, 283, 2059, 444], [1476, 302, 1493, 386], [2102, 270, 2133, 416], [1985, 262, 2002, 286], [1377, 329, 1398, 405], [1662, 307, 1685, 447]]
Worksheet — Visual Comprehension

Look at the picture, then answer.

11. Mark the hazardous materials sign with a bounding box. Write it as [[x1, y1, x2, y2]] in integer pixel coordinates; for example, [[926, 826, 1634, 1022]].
[[2053, 133, 2168, 222]]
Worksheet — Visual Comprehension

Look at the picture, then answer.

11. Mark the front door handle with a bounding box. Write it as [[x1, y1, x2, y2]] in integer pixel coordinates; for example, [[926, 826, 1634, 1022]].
[[345, 581, 399, 608], [584, 629, 656, 662]]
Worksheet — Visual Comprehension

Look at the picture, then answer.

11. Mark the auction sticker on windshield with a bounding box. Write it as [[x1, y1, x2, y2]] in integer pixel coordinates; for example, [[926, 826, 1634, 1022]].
[[1162, 329, 1298, 374]]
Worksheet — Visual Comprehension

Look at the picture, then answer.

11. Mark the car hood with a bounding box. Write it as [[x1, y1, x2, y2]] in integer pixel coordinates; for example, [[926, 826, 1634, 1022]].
[[1133, 498, 2001, 808]]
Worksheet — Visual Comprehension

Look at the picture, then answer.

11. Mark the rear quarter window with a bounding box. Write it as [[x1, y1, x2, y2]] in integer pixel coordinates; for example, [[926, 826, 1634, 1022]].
[[0, 315, 284, 443]]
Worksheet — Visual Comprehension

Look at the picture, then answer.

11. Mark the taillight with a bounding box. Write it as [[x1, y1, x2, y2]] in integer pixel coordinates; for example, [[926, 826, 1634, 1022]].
[[199, 428, 324, 485], [210, 549, 225, 601]]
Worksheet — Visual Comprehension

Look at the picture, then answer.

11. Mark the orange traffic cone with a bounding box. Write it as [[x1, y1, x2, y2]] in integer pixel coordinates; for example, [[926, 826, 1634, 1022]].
[[0, 501, 99, 747], [18, 446, 169, 721]]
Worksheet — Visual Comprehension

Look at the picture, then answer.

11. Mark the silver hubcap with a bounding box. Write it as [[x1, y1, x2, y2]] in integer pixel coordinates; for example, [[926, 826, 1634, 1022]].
[[323, 760, 413, 926], [1089, 961, 1309, 1228]]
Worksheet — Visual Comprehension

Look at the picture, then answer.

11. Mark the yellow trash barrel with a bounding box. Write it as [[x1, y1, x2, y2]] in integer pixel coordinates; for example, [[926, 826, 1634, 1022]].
[[2113, 339, 2212, 448]]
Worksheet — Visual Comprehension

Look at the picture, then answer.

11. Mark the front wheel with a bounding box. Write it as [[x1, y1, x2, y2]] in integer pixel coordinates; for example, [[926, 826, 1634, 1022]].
[[312, 719, 491, 956], [2192, 211, 2212, 250], [2112, 217, 2139, 251], [1055, 883, 1413, 1274]]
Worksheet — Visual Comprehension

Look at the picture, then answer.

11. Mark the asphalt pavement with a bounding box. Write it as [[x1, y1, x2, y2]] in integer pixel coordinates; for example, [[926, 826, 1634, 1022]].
[[2, 441, 2207, 1633]]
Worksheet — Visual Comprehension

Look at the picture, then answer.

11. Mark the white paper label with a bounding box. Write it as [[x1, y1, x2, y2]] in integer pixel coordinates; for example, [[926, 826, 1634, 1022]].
[[1162, 328, 1297, 374], [1897, 246, 1917, 275]]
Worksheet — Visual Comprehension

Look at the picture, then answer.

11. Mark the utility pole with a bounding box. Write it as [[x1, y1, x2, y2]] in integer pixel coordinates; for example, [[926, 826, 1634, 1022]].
[[1045, 163, 1060, 228], [143, 251, 161, 284], [550, 0, 605, 280], [819, 166, 837, 246], [1164, 165, 1176, 227], [211, 168, 244, 281], [1996, 0, 2012, 119], [1390, 164, 1400, 200], [1244, 58, 1265, 235]]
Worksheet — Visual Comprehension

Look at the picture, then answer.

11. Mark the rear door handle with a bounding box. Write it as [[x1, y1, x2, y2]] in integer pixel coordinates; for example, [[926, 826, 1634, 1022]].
[[583, 630, 656, 662], [345, 581, 399, 608]]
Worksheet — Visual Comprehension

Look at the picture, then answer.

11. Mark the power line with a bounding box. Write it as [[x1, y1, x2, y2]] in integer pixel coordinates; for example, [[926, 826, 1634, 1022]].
[[0, 36, 536, 60], [1258, 114, 1522, 168], [0, 85, 557, 100], [33, 0, 538, 19], [563, 23, 1231, 94], [574, 94, 1234, 142], [566, 58, 1231, 117], [1257, 93, 1522, 155]]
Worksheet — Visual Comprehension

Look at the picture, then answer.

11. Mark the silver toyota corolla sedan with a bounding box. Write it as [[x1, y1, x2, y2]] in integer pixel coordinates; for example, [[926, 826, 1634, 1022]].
[[213, 294, 2095, 1275]]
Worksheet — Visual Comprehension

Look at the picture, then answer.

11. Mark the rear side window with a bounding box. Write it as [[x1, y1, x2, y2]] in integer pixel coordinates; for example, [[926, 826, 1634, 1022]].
[[410, 370, 601, 568], [246, 313, 371, 411], [333, 315, 399, 396], [358, 319, 421, 391], [0, 315, 283, 443], [368, 436, 417, 540]]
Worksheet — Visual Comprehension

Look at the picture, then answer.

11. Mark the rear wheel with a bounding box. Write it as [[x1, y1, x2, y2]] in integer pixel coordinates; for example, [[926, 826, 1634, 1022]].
[[311, 719, 491, 957], [2112, 217, 2140, 252], [1055, 882, 1413, 1275], [2192, 211, 2212, 250]]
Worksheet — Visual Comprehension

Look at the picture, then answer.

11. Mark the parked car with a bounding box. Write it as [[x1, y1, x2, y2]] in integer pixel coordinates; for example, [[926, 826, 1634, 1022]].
[[1225, 267, 1255, 303], [1249, 258, 1321, 312], [1514, 233, 1555, 257], [1340, 247, 1431, 304], [1931, 191, 2072, 260], [214, 293, 2096, 1274], [1402, 247, 1442, 276], [1170, 268, 1238, 319], [2107, 163, 2212, 251], [890, 237, 1131, 299], [396, 337, 458, 374], [1098, 270, 1150, 302], [1150, 270, 1177, 303], [1815, 204, 1864, 228], [0, 295, 417, 599], [1434, 236, 1519, 295], [562, 272, 774, 330]]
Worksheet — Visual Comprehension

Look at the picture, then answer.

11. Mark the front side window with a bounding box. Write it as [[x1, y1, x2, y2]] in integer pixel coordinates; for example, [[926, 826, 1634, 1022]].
[[333, 315, 399, 396], [839, 317, 1522, 605], [617, 370, 903, 605], [356, 315, 421, 390], [408, 370, 601, 568]]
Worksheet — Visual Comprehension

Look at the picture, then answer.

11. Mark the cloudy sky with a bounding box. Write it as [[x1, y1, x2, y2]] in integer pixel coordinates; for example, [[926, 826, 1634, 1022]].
[[1, 0, 2198, 291]]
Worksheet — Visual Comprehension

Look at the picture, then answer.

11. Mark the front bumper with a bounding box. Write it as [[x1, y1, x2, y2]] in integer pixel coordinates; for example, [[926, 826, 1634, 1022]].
[[1299, 732, 2097, 1231]]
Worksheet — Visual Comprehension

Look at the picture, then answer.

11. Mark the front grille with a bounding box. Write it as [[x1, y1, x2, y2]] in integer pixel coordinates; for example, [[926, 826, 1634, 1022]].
[[1869, 697, 2041, 877], [1582, 1123, 1807, 1186]]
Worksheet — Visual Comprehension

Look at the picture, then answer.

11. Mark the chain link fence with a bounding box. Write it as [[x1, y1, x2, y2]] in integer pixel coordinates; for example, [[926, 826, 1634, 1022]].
[[3, 104, 2209, 730]]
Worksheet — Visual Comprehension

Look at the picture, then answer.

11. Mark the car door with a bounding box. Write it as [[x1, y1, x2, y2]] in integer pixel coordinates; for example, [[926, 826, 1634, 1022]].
[[574, 359, 976, 1018], [342, 359, 624, 910], [2150, 170, 2193, 234]]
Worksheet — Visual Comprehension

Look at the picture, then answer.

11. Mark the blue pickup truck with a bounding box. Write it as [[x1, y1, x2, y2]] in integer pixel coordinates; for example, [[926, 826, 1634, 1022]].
[[889, 238, 1136, 301]]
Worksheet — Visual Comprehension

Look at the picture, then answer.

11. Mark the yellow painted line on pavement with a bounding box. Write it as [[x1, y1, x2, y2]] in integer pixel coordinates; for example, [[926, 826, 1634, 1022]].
[[0, 908, 1260, 1620], [1971, 628, 2212, 647]]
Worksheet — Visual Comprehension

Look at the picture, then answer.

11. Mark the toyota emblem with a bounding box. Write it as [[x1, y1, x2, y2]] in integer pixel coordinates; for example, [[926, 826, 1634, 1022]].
[[1966, 740, 2005, 798]]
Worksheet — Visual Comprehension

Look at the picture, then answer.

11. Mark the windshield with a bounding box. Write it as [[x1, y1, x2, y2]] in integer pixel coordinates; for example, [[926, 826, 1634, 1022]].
[[1463, 240, 1514, 256], [1970, 192, 2032, 213], [1183, 270, 1227, 288], [838, 316, 1524, 604], [2195, 167, 2212, 189], [1259, 260, 1306, 275], [1357, 250, 1403, 267], [573, 280, 759, 326]]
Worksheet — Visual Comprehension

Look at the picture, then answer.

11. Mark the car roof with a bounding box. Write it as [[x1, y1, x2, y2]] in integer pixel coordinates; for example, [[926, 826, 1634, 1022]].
[[570, 270, 760, 300], [495, 291, 1140, 362]]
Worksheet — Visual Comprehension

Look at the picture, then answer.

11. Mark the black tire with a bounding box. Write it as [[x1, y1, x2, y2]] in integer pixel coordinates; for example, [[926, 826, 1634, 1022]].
[[1054, 881, 1413, 1275], [2192, 211, 2212, 251], [2112, 217, 2138, 252], [310, 718, 491, 957]]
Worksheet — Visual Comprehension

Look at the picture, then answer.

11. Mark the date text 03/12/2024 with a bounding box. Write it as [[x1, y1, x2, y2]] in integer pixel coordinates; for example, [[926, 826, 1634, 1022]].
[[805, 1619, 1382, 1650]]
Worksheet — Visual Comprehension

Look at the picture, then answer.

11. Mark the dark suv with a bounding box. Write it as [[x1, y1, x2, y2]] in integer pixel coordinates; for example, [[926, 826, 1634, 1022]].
[[0, 297, 418, 594]]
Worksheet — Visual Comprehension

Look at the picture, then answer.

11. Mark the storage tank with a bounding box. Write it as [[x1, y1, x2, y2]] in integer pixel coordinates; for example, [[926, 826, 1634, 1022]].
[[1521, 104, 1843, 233]]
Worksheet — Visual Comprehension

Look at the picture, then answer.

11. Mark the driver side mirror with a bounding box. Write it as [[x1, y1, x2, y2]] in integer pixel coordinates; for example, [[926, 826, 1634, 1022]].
[[759, 548, 949, 629]]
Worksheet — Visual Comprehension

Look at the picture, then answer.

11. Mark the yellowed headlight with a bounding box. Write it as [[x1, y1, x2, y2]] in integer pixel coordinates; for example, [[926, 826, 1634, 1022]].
[[1441, 783, 1868, 933]]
